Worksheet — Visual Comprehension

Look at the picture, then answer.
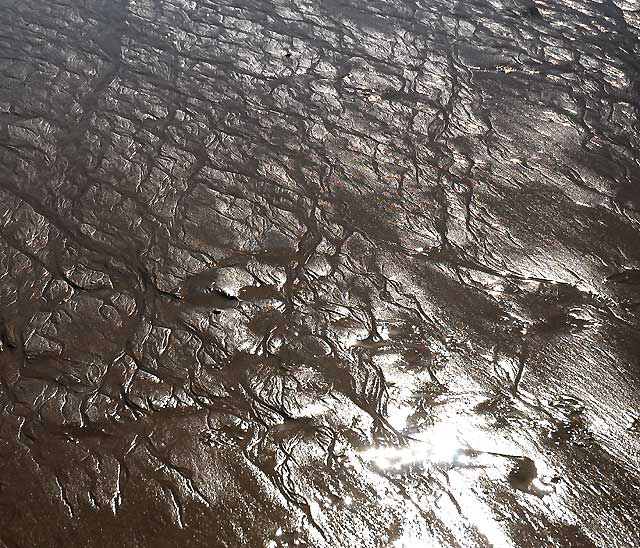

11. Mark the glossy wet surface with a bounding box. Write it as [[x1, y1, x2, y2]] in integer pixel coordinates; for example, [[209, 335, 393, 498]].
[[1, 0, 639, 546]]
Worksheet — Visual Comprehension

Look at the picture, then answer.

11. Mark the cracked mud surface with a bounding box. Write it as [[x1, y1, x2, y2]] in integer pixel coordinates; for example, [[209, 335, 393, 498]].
[[1, 0, 639, 546]]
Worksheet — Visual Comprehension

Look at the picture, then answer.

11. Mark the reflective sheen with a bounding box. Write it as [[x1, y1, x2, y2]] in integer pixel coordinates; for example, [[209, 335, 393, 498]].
[[0, 0, 639, 546]]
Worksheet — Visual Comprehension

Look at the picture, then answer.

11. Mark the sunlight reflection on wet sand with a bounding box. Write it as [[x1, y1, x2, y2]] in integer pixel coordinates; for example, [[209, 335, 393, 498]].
[[359, 416, 557, 547]]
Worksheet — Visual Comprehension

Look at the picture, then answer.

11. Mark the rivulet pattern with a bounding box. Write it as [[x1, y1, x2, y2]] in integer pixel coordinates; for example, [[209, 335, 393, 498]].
[[0, 0, 639, 546]]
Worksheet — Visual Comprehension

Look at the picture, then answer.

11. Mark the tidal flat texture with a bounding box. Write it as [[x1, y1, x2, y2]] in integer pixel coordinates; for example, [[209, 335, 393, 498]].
[[0, 0, 639, 546]]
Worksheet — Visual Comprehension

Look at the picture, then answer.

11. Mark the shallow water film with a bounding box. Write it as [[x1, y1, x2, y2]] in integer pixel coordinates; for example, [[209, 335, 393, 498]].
[[1, 0, 639, 546]]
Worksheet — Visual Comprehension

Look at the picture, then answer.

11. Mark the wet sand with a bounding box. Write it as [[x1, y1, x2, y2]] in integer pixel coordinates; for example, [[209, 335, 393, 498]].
[[0, 0, 639, 546]]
